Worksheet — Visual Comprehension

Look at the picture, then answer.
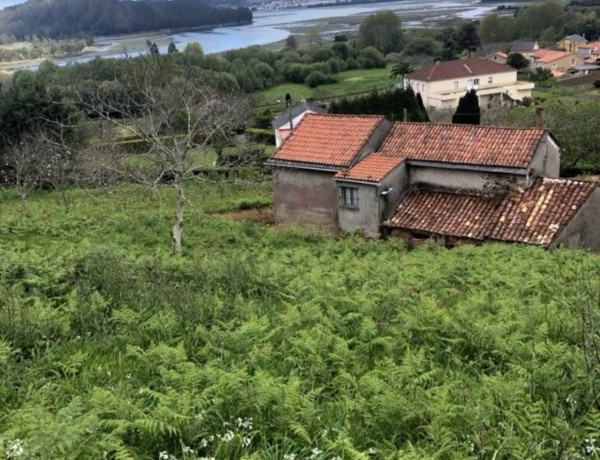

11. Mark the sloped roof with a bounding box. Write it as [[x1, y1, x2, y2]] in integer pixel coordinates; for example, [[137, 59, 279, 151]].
[[335, 152, 406, 183], [531, 49, 573, 63], [337, 123, 548, 183], [564, 34, 587, 43], [272, 101, 326, 129], [271, 114, 385, 168], [406, 58, 514, 82], [385, 178, 596, 247], [379, 123, 545, 168], [510, 41, 537, 52]]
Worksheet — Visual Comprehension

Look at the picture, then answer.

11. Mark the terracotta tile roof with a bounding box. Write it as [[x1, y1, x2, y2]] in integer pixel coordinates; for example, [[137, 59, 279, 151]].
[[531, 49, 572, 63], [336, 123, 547, 183], [271, 114, 384, 168], [334, 152, 406, 183], [385, 178, 597, 247], [406, 58, 514, 82], [381, 123, 546, 168]]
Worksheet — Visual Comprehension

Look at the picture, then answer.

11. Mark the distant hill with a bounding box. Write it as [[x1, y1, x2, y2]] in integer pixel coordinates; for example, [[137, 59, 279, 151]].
[[0, 0, 253, 39]]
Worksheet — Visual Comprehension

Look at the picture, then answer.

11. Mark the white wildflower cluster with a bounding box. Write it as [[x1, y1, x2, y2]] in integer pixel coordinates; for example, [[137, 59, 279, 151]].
[[582, 438, 598, 456], [283, 454, 297, 460], [367, 447, 376, 455], [310, 447, 322, 459], [158, 452, 177, 460], [566, 395, 577, 405], [4, 439, 26, 459]]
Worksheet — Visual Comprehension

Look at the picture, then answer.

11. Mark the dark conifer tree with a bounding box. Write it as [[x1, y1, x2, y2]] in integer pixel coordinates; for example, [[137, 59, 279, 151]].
[[416, 92, 430, 122], [452, 89, 480, 125]]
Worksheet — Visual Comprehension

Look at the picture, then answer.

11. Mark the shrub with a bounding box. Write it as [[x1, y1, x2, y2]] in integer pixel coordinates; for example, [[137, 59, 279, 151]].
[[358, 46, 386, 69], [305, 70, 336, 88]]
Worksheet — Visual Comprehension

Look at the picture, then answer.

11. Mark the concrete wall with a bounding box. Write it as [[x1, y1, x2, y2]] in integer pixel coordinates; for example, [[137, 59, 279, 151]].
[[337, 162, 408, 237], [552, 188, 600, 252], [273, 167, 338, 228], [336, 183, 381, 237], [528, 134, 560, 182], [408, 164, 526, 193]]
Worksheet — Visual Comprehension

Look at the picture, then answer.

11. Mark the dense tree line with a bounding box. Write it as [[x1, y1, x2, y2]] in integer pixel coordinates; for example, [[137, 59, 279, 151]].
[[329, 87, 429, 122], [478, 1, 600, 44], [0, 0, 252, 39]]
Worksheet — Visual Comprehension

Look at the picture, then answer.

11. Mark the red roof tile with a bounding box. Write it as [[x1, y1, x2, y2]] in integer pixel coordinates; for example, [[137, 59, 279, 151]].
[[334, 152, 406, 182], [379, 123, 545, 169], [406, 58, 514, 82], [337, 123, 547, 183], [271, 114, 384, 168], [531, 49, 572, 63], [385, 178, 596, 246]]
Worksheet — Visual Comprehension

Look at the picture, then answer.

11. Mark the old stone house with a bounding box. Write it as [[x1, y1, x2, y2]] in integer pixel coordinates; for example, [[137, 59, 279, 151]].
[[269, 114, 600, 251], [403, 58, 534, 109]]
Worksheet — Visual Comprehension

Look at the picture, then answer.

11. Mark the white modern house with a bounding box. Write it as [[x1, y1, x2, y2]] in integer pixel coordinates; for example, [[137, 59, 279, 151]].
[[403, 58, 534, 109]]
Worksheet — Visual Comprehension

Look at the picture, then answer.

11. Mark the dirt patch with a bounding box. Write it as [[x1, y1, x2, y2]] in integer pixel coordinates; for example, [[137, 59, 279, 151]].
[[220, 206, 275, 224]]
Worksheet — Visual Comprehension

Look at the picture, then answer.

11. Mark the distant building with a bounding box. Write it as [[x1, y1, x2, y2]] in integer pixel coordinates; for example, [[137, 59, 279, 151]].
[[488, 51, 508, 65], [557, 34, 587, 53], [509, 41, 539, 57], [403, 58, 534, 109], [272, 101, 326, 147], [269, 114, 600, 251], [530, 49, 584, 77]]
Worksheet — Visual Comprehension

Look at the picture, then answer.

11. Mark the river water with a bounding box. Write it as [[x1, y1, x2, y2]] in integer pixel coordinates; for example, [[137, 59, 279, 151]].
[[2, 0, 500, 70]]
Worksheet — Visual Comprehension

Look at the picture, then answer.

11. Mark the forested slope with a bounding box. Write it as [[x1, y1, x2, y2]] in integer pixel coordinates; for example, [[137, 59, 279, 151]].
[[0, 0, 252, 39]]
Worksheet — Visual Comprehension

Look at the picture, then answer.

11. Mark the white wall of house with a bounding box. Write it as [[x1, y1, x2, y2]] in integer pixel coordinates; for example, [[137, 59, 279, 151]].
[[406, 70, 533, 109]]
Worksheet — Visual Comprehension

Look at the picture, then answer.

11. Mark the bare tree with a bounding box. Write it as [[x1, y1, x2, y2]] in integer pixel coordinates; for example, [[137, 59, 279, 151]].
[[4, 129, 73, 204], [67, 59, 251, 253]]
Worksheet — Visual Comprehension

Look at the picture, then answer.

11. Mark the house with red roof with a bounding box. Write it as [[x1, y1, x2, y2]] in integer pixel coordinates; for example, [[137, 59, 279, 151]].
[[266, 114, 392, 228], [530, 49, 584, 77], [268, 114, 600, 251], [403, 58, 534, 109]]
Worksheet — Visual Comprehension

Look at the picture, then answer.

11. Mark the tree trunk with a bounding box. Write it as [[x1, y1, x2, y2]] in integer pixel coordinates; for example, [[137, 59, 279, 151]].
[[171, 179, 185, 254]]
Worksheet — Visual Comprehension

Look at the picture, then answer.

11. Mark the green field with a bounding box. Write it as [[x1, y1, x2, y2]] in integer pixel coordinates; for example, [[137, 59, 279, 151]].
[[2, 182, 600, 459], [256, 65, 398, 110]]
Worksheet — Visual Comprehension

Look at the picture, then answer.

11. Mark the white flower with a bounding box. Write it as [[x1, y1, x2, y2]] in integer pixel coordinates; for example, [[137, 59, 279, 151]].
[[242, 436, 251, 448], [182, 445, 194, 455], [310, 447, 322, 459], [158, 452, 176, 460], [283, 454, 297, 460], [5, 439, 26, 459], [223, 430, 235, 443], [195, 410, 206, 421], [367, 447, 376, 455]]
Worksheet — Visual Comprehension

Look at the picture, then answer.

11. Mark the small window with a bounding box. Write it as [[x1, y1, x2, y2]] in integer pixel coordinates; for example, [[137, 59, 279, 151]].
[[553, 62, 557, 68], [488, 76, 493, 84], [339, 186, 359, 210], [473, 78, 480, 85]]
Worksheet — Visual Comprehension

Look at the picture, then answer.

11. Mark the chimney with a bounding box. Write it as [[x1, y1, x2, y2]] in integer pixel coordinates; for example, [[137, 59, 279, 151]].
[[535, 105, 545, 127]]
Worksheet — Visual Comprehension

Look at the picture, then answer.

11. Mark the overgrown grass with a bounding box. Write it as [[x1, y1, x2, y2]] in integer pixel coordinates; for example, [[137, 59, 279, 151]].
[[256, 65, 396, 109], [1, 182, 600, 459]]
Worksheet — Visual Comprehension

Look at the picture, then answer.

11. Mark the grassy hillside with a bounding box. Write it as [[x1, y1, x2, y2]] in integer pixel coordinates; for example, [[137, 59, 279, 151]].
[[256, 65, 397, 111], [1, 182, 600, 459]]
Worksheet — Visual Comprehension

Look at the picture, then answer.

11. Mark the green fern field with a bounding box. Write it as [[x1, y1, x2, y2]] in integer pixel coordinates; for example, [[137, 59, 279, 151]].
[[2, 182, 600, 460]]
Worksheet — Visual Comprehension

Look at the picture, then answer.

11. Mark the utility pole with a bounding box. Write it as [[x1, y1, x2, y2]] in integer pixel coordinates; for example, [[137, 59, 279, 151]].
[[285, 93, 293, 133]]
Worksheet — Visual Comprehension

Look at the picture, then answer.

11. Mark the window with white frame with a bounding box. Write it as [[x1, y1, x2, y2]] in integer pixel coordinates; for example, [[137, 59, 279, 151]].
[[473, 78, 480, 85], [488, 76, 493, 84], [339, 186, 359, 209]]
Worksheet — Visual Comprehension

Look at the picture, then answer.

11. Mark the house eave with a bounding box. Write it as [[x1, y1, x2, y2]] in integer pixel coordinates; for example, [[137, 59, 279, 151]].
[[265, 159, 342, 173], [407, 160, 529, 175]]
